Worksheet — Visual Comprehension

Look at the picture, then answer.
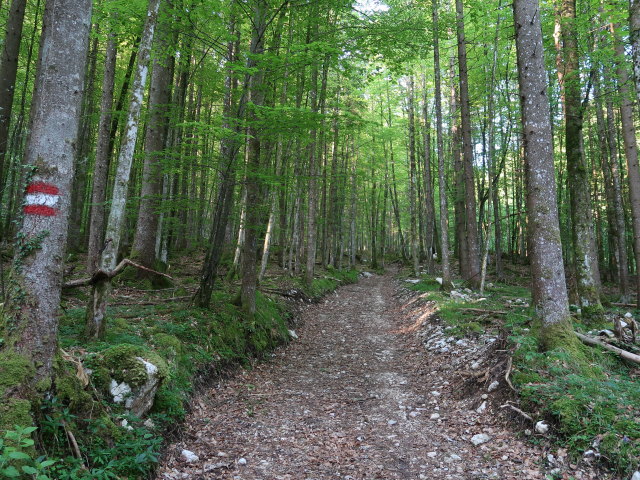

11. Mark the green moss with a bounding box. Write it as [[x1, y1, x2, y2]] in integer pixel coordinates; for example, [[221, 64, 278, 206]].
[[580, 302, 605, 325], [55, 375, 92, 411], [101, 344, 168, 389], [0, 399, 32, 432], [0, 352, 34, 396], [151, 333, 183, 359]]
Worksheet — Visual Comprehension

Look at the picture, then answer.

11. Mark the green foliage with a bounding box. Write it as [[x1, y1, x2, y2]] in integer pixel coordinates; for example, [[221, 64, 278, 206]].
[[0, 426, 55, 479], [509, 313, 640, 475]]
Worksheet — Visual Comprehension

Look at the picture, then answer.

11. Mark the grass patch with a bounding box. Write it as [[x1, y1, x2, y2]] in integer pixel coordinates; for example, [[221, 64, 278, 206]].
[[507, 312, 640, 476], [8, 263, 359, 479]]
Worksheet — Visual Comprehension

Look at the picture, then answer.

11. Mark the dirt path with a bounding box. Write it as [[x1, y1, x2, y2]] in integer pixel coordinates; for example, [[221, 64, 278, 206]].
[[156, 273, 576, 480]]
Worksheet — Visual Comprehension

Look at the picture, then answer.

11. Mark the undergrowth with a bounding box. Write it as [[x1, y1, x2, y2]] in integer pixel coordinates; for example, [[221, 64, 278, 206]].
[[0, 265, 359, 479], [408, 273, 639, 476]]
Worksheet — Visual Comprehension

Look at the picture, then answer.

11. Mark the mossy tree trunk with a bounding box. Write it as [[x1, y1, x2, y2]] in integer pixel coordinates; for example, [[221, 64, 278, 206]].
[[512, 0, 576, 351], [0, 0, 91, 428]]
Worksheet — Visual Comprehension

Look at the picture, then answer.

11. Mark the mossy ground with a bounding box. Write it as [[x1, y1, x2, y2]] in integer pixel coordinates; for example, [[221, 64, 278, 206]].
[[405, 268, 639, 476], [1, 253, 359, 479]]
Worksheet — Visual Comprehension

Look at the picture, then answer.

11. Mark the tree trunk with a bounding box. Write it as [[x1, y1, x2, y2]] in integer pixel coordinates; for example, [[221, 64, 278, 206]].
[[0, 0, 91, 428], [85, 0, 161, 339], [0, 0, 27, 200], [513, 0, 575, 351], [131, 0, 175, 277], [559, 0, 603, 322], [240, 0, 268, 316], [432, 0, 453, 290], [407, 76, 419, 276], [455, 0, 481, 288]]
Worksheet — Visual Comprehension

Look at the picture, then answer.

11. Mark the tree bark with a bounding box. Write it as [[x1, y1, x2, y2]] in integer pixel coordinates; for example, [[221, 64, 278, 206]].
[[85, 0, 161, 339], [611, 24, 640, 307], [455, 0, 481, 288], [131, 0, 175, 276], [0, 0, 27, 199], [432, 0, 453, 290], [558, 0, 603, 322], [86, 21, 117, 272], [240, 0, 269, 316], [407, 76, 419, 276], [1, 0, 91, 427], [513, 0, 575, 350]]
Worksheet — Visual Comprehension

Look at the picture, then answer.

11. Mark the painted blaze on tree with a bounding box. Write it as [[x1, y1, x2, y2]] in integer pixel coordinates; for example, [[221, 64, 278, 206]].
[[0, 0, 92, 429]]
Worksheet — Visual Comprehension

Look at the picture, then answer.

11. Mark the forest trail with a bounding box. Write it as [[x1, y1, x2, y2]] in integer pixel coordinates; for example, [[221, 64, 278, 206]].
[[156, 273, 554, 480]]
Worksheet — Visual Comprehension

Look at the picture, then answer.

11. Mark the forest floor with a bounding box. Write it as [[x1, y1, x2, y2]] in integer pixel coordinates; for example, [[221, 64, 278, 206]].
[[155, 270, 605, 480]]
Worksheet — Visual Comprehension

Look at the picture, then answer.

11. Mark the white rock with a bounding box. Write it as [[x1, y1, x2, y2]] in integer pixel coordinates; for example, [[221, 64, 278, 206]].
[[431, 391, 441, 396], [449, 454, 462, 461], [110, 380, 131, 404], [237, 458, 247, 465], [620, 320, 629, 328], [388, 419, 397, 425], [406, 279, 421, 284], [476, 401, 487, 414], [409, 411, 420, 417], [583, 450, 596, 458], [127, 358, 162, 417], [481, 394, 488, 400], [624, 312, 634, 319], [598, 329, 615, 338], [120, 419, 133, 431], [630, 471, 640, 480], [471, 361, 481, 370], [427, 451, 437, 458], [430, 413, 441, 420], [181, 450, 199, 463], [435, 277, 443, 285], [487, 381, 499, 392], [361, 271, 374, 278], [288, 329, 298, 339], [535, 421, 549, 434], [470, 433, 491, 446]]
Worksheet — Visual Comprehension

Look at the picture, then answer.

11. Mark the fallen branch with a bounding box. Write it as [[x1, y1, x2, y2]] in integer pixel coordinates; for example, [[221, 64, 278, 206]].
[[460, 308, 508, 315], [575, 332, 640, 365], [504, 356, 516, 391], [611, 302, 637, 308], [63, 259, 172, 288], [500, 403, 533, 422]]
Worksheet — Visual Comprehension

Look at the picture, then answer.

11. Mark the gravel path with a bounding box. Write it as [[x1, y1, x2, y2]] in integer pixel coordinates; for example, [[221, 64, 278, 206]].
[[156, 273, 593, 480]]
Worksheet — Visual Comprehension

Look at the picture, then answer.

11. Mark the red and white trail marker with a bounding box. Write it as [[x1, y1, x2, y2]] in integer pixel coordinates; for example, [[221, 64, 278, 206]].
[[23, 182, 60, 217]]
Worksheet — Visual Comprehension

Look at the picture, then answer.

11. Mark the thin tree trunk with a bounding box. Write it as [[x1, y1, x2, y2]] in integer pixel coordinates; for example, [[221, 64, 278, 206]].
[[131, 0, 175, 276], [559, 0, 603, 322], [85, 0, 161, 339], [611, 23, 640, 306], [407, 76, 419, 276], [0, 0, 27, 196], [455, 0, 481, 288], [432, 0, 453, 290]]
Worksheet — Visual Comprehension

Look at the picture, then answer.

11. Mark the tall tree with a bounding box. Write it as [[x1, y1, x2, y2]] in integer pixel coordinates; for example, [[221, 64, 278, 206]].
[[455, 0, 481, 288], [0, 0, 28, 235], [0, 0, 91, 427], [513, 0, 575, 350], [85, 0, 162, 338], [558, 0, 604, 321], [432, 0, 453, 290], [131, 0, 176, 277]]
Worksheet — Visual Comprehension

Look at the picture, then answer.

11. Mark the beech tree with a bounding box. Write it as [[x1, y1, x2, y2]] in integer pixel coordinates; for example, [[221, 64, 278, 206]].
[[512, 0, 575, 350], [0, 0, 91, 427]]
